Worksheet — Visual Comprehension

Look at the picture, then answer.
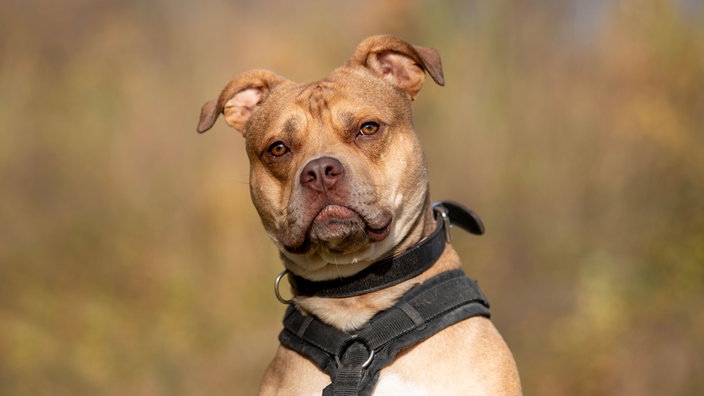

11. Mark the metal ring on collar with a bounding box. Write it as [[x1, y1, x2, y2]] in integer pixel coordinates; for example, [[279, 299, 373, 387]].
[[274, 270, 294, 305], [433, 203, 453, 243]]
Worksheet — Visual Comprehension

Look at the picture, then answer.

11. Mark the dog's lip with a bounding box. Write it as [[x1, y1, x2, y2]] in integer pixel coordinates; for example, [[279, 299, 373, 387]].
[[283, 204, 392, 254], [365, 219, 391, 241], [313, 205, 392, 238], [313, 204, 359, 223]]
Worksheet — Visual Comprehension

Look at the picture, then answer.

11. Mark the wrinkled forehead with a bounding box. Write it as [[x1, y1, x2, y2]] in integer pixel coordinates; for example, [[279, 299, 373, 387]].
[[247, 68, 410, 141]]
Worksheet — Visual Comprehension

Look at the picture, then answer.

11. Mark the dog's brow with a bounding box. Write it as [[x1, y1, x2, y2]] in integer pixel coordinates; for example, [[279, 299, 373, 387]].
[[283, 117, 298, 137], [338, 112, 355, 131]]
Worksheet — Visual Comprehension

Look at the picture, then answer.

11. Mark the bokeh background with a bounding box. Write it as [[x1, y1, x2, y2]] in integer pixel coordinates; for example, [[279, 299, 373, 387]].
[[2, 0, 703, 395]]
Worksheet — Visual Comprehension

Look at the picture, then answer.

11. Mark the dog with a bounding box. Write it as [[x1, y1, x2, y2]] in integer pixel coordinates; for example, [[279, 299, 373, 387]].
[[197, 35, 521, 395]]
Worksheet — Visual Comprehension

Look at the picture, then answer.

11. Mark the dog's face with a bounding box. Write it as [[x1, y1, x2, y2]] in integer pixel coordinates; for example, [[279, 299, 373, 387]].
[[198, 36, 444, 280]]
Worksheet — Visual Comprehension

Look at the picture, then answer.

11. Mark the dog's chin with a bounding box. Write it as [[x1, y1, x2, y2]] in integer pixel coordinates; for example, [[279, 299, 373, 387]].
[[285, 205, 391, 256]]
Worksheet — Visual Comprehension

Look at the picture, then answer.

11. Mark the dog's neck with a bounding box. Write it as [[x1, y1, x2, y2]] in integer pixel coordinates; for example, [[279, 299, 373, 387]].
[[284, 202, 432, 331], [294, 245, 462, 332], [288, 206, 445, 299], [281, 200, 485, 331]]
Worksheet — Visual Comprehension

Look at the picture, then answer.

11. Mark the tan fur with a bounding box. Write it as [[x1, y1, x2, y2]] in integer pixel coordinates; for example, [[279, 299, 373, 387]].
[[198, 35, 521, 395]]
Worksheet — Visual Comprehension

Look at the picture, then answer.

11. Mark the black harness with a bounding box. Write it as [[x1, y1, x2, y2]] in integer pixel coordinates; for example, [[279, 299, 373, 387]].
[[276, 202, 491, 395]]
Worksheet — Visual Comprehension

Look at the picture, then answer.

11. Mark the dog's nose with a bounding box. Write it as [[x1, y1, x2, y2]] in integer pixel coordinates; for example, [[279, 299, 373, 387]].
[[300, 157, 344, 193]]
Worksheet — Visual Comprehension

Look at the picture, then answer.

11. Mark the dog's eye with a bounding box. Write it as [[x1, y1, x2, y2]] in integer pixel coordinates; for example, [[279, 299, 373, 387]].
[[267, 141, 290, 157], [359, 121, 380, 136]]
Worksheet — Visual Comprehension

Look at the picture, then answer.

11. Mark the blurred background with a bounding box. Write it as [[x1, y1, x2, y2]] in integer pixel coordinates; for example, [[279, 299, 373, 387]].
[[1, 0, 703, 394]]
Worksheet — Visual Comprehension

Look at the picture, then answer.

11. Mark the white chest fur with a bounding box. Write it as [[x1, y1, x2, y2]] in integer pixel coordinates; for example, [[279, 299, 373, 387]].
[[372, 374, 429, 396]]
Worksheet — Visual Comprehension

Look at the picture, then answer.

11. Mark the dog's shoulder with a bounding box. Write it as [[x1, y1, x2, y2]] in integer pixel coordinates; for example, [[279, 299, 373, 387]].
[[257, 345, 329, 395], [376, 317, 522, 395]]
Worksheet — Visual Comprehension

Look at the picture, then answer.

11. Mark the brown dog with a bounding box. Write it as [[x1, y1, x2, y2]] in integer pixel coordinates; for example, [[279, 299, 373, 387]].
[[198, 35, 521, 395]]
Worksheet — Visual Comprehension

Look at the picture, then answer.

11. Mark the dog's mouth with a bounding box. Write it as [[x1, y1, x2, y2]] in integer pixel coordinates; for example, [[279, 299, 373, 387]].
[[313, 205, 391, 241], [284, 204, 391, 255]]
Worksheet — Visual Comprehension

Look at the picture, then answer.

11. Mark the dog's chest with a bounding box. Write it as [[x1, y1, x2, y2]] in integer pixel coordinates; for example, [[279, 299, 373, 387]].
[[301, 374, 428, 396], [373, 374, 429, 395]]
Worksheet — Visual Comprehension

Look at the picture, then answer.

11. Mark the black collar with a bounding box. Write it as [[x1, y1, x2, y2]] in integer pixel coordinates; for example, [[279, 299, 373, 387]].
[[285, 201, 485, 299]]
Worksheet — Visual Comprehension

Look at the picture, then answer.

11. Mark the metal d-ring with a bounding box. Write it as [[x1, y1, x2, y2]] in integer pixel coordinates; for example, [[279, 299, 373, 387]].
[[434, 204, 453, 243], [335, 337, 376, 369], [334, 348, 375, 369], [362, 349, 375, 368], [274, 270, 294, 305]]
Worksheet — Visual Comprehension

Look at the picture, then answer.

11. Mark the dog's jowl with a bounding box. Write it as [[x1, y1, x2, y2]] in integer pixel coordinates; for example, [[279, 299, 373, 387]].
[[198, 35, 521, 395]]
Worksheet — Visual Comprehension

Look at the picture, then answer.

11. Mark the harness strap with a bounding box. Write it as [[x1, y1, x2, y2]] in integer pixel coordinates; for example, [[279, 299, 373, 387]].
[[279, 269, 490, 395]]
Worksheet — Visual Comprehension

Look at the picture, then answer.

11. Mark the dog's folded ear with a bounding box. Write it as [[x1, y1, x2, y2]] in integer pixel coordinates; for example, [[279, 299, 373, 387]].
[[348, 35, 444, 99], [197, 70, 286, 134]]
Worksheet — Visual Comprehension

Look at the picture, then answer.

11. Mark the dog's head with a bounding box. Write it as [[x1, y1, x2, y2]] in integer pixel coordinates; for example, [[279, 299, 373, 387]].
[[198, 36, 444, 280]]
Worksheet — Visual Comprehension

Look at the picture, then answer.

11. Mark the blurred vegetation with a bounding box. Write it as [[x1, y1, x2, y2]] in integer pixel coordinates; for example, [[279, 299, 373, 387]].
[[1, 0, 703, 395]]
